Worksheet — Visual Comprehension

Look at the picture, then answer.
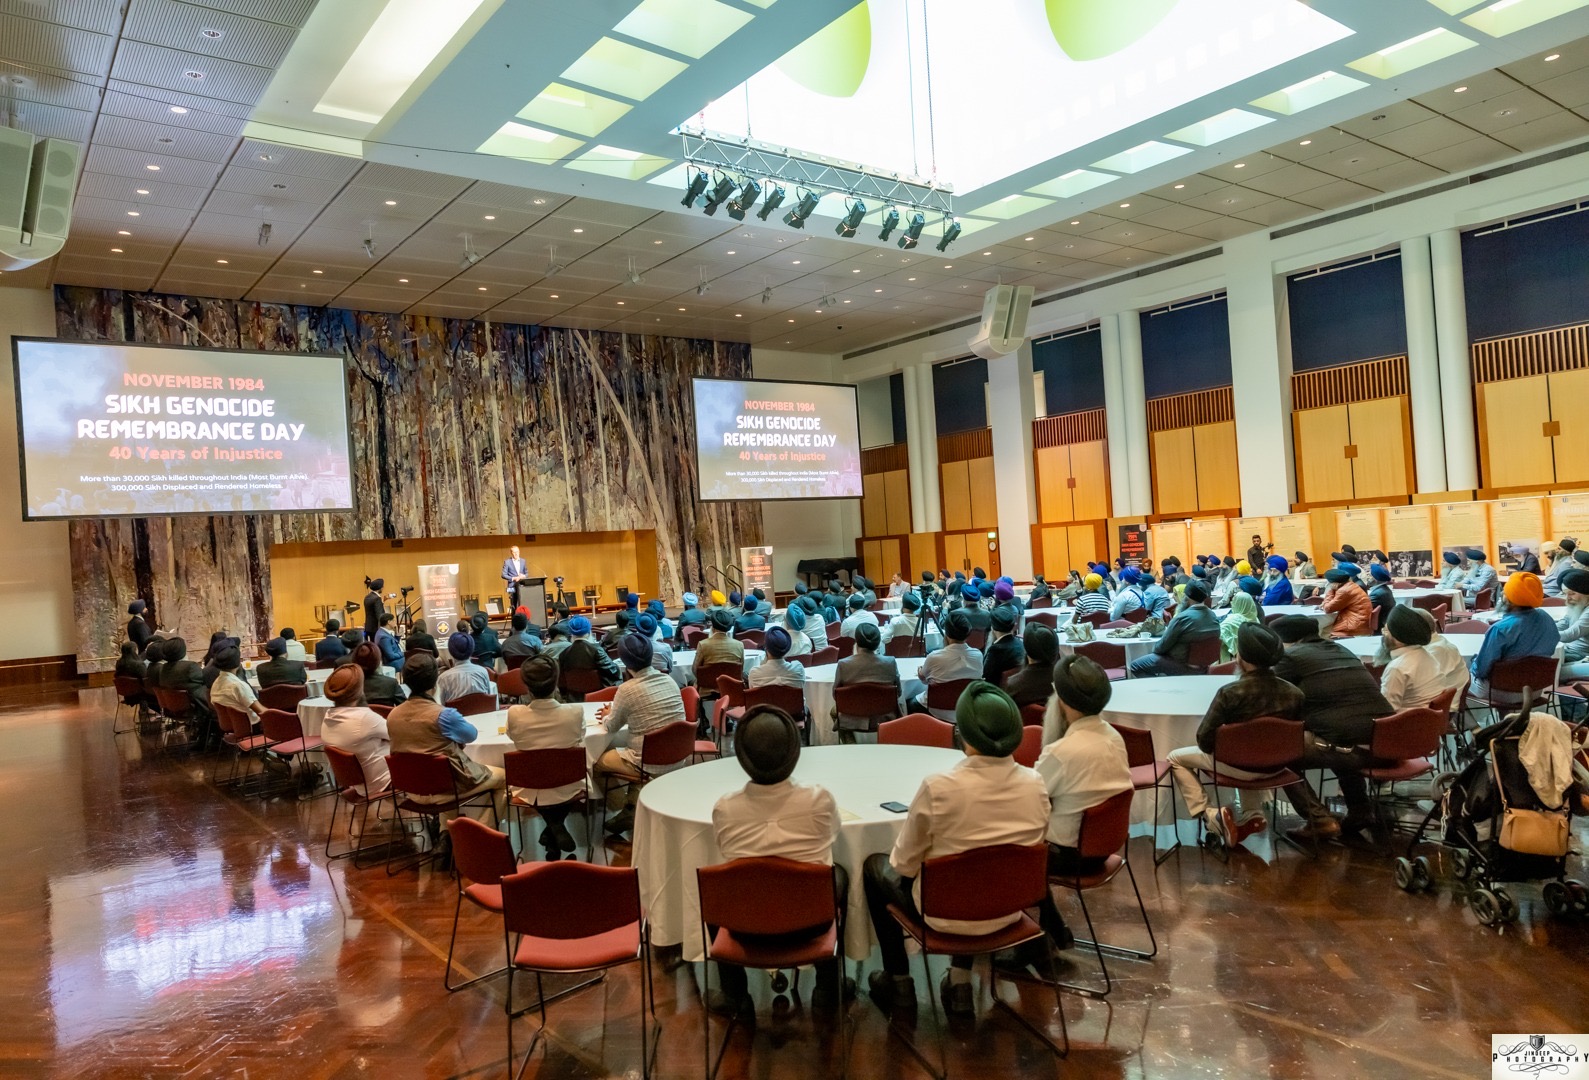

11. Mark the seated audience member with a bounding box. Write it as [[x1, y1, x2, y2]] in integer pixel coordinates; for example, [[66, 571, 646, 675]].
[[748, 626, 805, 689], [255, 637, 308, 688], [674, 592, 709, 637], [1028, 576, 1051, 604], [782, 604, 814, 658], [1470, 571, 1560, 707], [1379, 604, 1444, 710], [115, 639, 146, 682], [709, 705, 850, 1014], [1210, 560, 1239, 609], [748, 588, 771, 618], [207, 646, 261, 725], [832, 622, 900, 741], [1413, 607, 1469, 693], [1005, 622, 1060, 710], [1294, 552, 1318, 579], [1269, 615, 1393, 841], [387, 654, 505, 817], [695, 608, 746, 672], [1166, 623, 1302, 846], [404, 619, 438, 657], [1461, 547, 1497, 602], [316, 621, 349, 665], [560, 616, 622, 688], [1141, 570, 1173, 618], [143, 641, 168, 702], [201, 631, 235, 667], [1237, 574, 1264, 611], [958, 584, 993, 632], [1514, 545, 1542, 575], [159, 637, 212, 715], [1320, 567, 1373, 638], [500, 611, 542, 664], [595, 634, 687, 836], [1219, 591, 1261, 663], [539, 621, 571, 660], [909, 610, 984, 720], [1543, 538, 1578, 597], [888, 573, 909, 599], [981, 605, 1026, 686], [352, 641, 405, 707], [506, 655, 586, 859], [126, 600, 154, 655], [863, 683, 1049, 1017], [1262, 555, 1295, 606], [469, 612, 501, 669], [840, 592, 879, 638], [1128, 581, 1219, 677], [799, 596, 831, 651], [632, 613, 675, 676], [733, 596, 766, 635], [320, 664, 390, 797], [645, 599, 674, 640], [437, 632, 494, 702], [999, 655, 1131, 973], [1109, 568, 1146, 620], [1555, 568, 1589, 682], [994, 578, 1024, 619], [1437, 550, 1466, 590], [278, 626, 309, 662], [374, 612, 404, 667], [339, 626, 366, 654], [1367, 563, 1396, 630], [882, 591, 923, 645], [1073, 573, 1112, 617]]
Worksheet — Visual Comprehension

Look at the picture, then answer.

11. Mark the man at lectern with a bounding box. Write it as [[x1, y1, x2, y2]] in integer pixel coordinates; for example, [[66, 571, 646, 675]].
[[502, 545, 532, 609]]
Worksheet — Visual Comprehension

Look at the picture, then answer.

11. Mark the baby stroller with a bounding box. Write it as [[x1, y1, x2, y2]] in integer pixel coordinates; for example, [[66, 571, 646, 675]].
[[1395, 696, 1586, 927]]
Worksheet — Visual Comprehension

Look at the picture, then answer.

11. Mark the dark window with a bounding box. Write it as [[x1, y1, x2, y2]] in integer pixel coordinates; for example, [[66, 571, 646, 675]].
[[1032, 328, 1105, 413], [1141, 298, 1231, 398], [932, 356, 987, 434], [1288, 255, 1407, 371]]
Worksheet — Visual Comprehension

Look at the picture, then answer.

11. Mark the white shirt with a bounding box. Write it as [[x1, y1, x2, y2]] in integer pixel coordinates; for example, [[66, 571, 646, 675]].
[[321, 705, 390, 795], [604, 666, 686, 766], [210, 670, 258, 715], [919, 642, 984, 720], [881, 612, 919, 644], [282, 639, 309, 662], [784, 629, 813, 657], [841, 610, 880, 638], [889, 754, 1050, 935], [1381, 645, 1447, 710], [889, 581, 909, 598], [1033, 715, 1132, 849], [505, 698, 589, 805], [437, 661, 494, 703], [1426, 633, 1471, 692], [803, 617, 829, 651], [712, 779, 839, 864], [748, 655, 806, 689]]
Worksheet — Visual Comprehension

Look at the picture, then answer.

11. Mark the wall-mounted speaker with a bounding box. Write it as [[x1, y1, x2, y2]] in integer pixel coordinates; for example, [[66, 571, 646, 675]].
[[1, 131, 81, 270], [968, 284, 1034, 359]]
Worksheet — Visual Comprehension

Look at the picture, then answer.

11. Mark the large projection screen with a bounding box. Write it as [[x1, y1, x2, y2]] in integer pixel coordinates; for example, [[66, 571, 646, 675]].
[[12, 338, 354, 520], [693, 376, 863, 501]]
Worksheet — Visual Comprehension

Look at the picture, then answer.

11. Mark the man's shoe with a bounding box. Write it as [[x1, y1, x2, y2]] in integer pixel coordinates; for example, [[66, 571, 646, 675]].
[[604, 808, 635, 836], [1286, 817, 1341, 842], [867, 971, 916, 1013], [811, 976, 856, 1011], [706, 989, 751, 1018], [553, 824, 578, 852], [1203, 807, 1232, 846], [938, 974, 974, 1018], [1235, 814, 1267, 843], [1338, 813, 1377, 838]]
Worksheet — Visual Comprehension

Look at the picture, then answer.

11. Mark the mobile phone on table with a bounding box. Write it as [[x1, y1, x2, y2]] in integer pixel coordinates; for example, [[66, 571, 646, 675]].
[[880, 801, 909, 814]]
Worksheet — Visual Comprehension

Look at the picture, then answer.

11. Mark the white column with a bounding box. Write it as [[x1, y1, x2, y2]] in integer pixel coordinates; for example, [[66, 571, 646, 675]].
[[1431, 229, 1478, 492], [1099, 314, 1133, 517], [1224, 232, 1294, 515], [901, 365, 928, 531], [987, 342, 1038, 579], [1400, 236, 1448, 493], [1116, 310, 1152, 516], [912, 357, 942, 531]]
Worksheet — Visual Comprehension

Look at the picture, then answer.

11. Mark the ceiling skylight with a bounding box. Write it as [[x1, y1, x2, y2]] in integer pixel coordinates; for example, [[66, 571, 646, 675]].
[[564, 145, 675, 180], [614, 0, 755, 59], [1166, 108, 1275, 147], [1091, 141, 1192, 174], [1026, 169, 1115, 199], [518, 83, 632, 138], [1461, 0, 1589, 36], [971, 193, 1056, 220], [478, 122, 584, 163], [1348, 28, 1477, 78], [1250, 70, 1369, 115], [562, 37, 688, 101], [315, 0, 490, 124]]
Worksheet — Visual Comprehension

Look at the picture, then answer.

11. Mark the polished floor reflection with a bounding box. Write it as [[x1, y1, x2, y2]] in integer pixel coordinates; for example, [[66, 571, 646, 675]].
[[6, 686, 1587, 1079]]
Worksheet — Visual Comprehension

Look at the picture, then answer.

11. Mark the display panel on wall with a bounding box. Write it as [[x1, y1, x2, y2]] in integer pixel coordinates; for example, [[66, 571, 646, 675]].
[[53, 286, 760, 669], [12, 337, 354, 520], [692, 377, 862, 501]]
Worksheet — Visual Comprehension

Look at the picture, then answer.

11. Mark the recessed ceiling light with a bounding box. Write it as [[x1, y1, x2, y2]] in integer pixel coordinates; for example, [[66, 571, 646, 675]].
[[1497, 108, 1514, 116], [168, 105, 188, 114], [1118, 202, 1131, 208], [792, 260, 801, 265], [126, 210, 139, 216], [874, 288, 883, 293], [145, 164, 160, 171], [654, 239, 663, 245], [398, 278, 409, 283], [182, 70, 204, 80], [1223, 198, 1237, 205], [842, 299, 851, 303], [1454, 85, 1468, 93], [571, 227, 584, 233], [216, 259, 228, 264], [982, 251, 992, 256], [678, 306, 686, 311], [617, 300, 625, 305], [533, 198, 546, 205], [852, 268, 861, 273], [1299, 139, 1312, 146], [734, 313, 741, 317], [484, 214, 495, 220], [1173, 183, 1186, 189], [257, 154, 271, 162], [384, 199, 397, 206], [726, 250, 736, 255], [1546, 54, 1561, 62], [117, 229, 130, 235], [907, 276, 916, 281], [1070, 219, 1080, 225], [943, 264, 952, 269], [135, 188, 149, 195], [549, 293, 558, 298], [1024, 236, 1034, 241], [1233, 162, 1246, 169], [312, 269, 323, 274], [110, 247, 123, 253], [787, 318, 795, 323], [478, 286, 487, 291]]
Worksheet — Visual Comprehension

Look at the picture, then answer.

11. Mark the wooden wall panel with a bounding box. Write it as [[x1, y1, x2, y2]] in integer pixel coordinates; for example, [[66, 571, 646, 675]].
[[1069, 441, 1110, 521], [1550, 370, 1589, 485], [1035, 445, 1072, 523], [1152, 428, 1198, 516], [909, 532, 940, 579], [1068, 523, 1101, 569], [943, 533, 971, 576], [862, 537, 904, 580], [1348, 397, 1413, 499], [1294, 404, 1353, 504], [1479, 376, 1554, 489], [883, 469, 913, 535], [861, 472, 887, 537], [940, 461, 972, 532], [1193, 422, 1241, 510], [1040, 527, 1072, 582], [967, 457, 998, 529]]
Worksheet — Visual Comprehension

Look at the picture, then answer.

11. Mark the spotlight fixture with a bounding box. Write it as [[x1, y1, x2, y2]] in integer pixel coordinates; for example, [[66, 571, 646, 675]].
[[702, 171, 737, 216], [626, 255, 643, 286], [681, 168, 709, 208], [695, 266, 710, 296], [782, 189, 820, 229], [835, 198, 866, 238], [761, 285, 773, 305], [362, 237, 375, 259], [877, 206, 900, 242], [935, 218, 962, 253], [756, 184, 786, 221], [897, 212, 925, 250], [459, 234, 481, 269], [726, 179, 761, 221], [256, 222, 272, 247], [546, 244, 565, 276]]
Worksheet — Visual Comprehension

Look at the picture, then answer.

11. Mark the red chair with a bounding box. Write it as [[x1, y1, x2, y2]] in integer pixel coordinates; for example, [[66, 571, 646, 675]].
[[504, 747, 591, 861], [497, 666, 529, 702], [924, 677, 974, 716], [322, 743, 395, 867], [1047, 789, 1157, 999], [1075, 609, 1111, 628], [1098, 619, 1132, 630], [825, 621, 842, 641], [1300, 595, 1324, 607], [694, 660, 744, 738], [738, 629, 766, 649], [1110, 721, 1178, 864], [385, 751, 500, 874], [831, 635, 856, 660], [878, 712, 955, 748], [1122, 608, 1148, 625], [444, 816, 519, 992], [680, 685, 718, 762], [883, 844, 1067, 1074], [1408, 593, 1447, 616], [697, 858, 846, 1078], [260, 708, 325, 794], [741, 683, 810, 744], [1013, 725, 1042, 767], [1021, 703, 1046, 727], [1073, 641, 1128, 681], [1412, 579, 1439, 589], [680, 624, 707, 649], [449, 691, 499, 717], [1444, 619, 1489, 635], [1209, 659, 1238, 675], [599, 719, 697, 831], [964, 628, 988, 651], [1359, 705, 1447, 833], [258, 682, 309, 711], [712, 675, 746, 740], [885, 636, 926, 658], [371, 703, 394, 717], [1184, 636, 1221, 672], [559, 666, 607, 701], [1027, 596, 1053, 609], [1472, 585, 1495, 612], [585, 685, 619, 704], [1203, 717, 1308, 857], [807, 646, 840, 667], [1023, 611, 1060, 630], [833, 681, 902, 736], [500, 862, 658, 1079], [1466, 654, 1560, 723], [111, 674, 146, 734], [213, 703, 267, 787]]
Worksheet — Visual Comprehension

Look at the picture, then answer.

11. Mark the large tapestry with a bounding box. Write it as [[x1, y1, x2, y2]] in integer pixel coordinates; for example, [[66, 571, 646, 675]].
[[55, 286, 760, 669]]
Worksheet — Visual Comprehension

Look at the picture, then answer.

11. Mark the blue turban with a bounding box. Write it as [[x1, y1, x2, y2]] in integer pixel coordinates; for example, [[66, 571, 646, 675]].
[[794, 581, 808, 595], [743, 596, 758, 612], [1443, 551, 1462, 565], [618, 632, 653, 671], [1121, 567, 1142, 585], [447, 631, 474, 660], [764, 625, 791, 658], [1192, 565, 1207, 579], [728, 591, 743, 606], [682, 592, 698, 607], [961, 583, 980, 602], [785, 604, 806, 630], [568, 616, 591, 635], [1370, 562, 1392, 582], [625, 592, 640, 609], [1266, 554, 1289, 573], [977, 579, 995, 598], [635, 613, 658, 636], [1238, 575, 1262, 596]]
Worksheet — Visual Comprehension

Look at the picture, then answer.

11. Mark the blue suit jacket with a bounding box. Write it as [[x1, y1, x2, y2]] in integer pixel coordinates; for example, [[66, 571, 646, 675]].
[[502, 558, 527, 588]]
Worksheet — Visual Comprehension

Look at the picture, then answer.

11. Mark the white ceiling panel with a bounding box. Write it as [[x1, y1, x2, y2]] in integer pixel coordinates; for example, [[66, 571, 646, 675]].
[[123, 0, 300, 68], [110, 40, 273, 105]]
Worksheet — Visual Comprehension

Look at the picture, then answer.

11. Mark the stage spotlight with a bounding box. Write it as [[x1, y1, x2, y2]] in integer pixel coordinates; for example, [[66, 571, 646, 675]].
[[681, 168, 709, 208], [702, 172, 737, 216], [257, 222, 272, 247], [782, 189, 819, 229], [362, 237, 376, 259], [835, 198, 866, 238], [935, 218, 962, 252], [877, 207, 900, 241], [726, 179, 761, 221], [761, 286, 773, 305], [756, 184, 786, 221], [897, 212, 925, 249]]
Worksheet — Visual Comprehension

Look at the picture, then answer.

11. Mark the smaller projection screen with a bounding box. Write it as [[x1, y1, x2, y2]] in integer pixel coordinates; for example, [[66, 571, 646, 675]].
[[693, 376, 863, 501], [12, 338, 354, 519]]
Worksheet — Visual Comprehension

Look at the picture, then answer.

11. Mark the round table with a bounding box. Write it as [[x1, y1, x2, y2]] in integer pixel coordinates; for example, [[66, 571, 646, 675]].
[[804, 657, 926, 746], [1261, 604, 1336, 627], [297, 696, 332, 736], [465, 702, 613, 770], [632, 744, 961, 961], [1098, 675, 1235, 838], [1334, 633, 1487, 660], [1057, 634, 1164, 667], [672, 649, 762, 681]]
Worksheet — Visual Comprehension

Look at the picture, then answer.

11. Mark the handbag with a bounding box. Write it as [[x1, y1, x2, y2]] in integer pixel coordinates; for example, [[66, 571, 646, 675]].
[[1493, 754, 1570, 857], [1063, 620, 1095, 643]]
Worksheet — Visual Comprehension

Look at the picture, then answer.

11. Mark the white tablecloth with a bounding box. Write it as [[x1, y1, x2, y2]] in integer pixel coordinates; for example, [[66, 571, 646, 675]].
[[1057, 635, 1164, 667], [465, 702, 612, 770], [633, 744, 961, 961], [1261, 604, 1336, 627], [297, 696, 332, 736], [805, 657, 926, 746], [672, 649, 762, 680], [1334, 633, 1487, 661], [1098, 675, 1236, 839], [252, 670, 328, 697]]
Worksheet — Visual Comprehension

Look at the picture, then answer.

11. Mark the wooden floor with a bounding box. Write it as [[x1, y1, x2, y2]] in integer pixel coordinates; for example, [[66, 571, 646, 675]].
[[5, 686, 1586, 1080]]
